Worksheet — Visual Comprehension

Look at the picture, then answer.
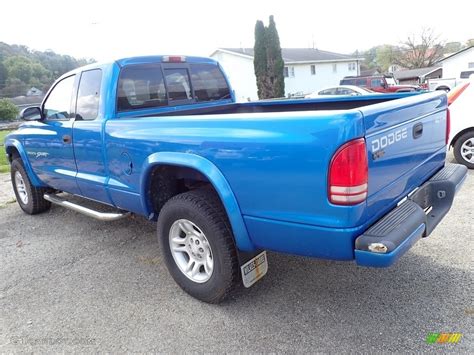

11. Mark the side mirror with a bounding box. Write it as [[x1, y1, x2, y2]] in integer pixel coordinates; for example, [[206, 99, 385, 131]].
[[20, 106, 43, 121]]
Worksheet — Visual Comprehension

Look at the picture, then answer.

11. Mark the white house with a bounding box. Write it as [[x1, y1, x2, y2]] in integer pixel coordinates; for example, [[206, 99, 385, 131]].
[[211, 48, 362, 101], [26, 87, 43, 96], [438, 46, 474, 79]]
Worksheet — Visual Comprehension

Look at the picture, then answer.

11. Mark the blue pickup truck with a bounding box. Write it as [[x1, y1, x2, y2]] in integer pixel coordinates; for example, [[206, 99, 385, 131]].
[[4, 55, 468, 303]]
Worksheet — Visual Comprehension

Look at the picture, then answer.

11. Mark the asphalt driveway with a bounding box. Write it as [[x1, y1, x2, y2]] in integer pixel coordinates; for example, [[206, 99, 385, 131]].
[[0, 166, 472, 353]]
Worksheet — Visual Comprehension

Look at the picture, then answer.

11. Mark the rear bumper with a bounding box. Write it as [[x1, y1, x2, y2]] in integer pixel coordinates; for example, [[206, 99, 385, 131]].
[[355, 164, 468, 267]]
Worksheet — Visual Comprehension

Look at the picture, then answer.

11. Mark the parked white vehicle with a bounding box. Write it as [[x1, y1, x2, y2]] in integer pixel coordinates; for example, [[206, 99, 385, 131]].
[[448, 79, 474, 168], [428, 70, 474, 92], [305, 85, 377, 98]]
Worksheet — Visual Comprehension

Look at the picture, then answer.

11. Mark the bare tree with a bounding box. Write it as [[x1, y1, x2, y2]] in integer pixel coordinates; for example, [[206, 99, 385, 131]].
[[392, 28, 445, 69]]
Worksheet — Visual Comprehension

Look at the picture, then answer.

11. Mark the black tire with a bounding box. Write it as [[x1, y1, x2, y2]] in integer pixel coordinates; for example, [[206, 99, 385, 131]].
[[157, 188, 239, 303], [453, 131, 474, 169], [10, 159, 51, 214]]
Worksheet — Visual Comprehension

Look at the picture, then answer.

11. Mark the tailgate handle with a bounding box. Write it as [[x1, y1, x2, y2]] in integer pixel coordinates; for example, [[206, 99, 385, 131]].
[[413, 123, 423, 139]]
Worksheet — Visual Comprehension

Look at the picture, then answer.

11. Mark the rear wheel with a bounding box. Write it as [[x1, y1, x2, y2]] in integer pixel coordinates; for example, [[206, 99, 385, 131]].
[[157, 188, 239, 303], [453, 131, 474, 169], [10, 159, 51, 214]]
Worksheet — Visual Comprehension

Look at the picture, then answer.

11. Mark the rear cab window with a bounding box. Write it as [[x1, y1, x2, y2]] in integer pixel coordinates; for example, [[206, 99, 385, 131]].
[[164, 68, 192, 101], [190, 64, 231, 101], [117, 62, 231, 113], [117, 64, 167, 111]]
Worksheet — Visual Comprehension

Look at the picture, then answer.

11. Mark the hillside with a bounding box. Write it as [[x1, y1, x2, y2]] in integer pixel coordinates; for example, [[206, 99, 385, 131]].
[[0, 42, 95, 99]]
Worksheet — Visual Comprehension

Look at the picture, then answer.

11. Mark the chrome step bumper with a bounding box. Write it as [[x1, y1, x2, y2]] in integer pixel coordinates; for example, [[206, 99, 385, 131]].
[[354, 163, 468, 267]]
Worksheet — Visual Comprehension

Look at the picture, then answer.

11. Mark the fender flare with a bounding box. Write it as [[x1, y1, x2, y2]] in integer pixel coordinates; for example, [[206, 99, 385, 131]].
[[4, 139, 46, 187], [450, 126, 474, 147], [140, 152, 255, 252]]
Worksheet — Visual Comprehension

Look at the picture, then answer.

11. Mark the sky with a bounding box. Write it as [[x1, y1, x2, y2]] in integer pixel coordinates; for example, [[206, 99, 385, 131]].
[[1, 0, 473, 61]]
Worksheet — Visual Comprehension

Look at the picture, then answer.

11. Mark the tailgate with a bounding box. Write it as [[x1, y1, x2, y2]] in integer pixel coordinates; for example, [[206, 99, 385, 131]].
[[361, 91, 448, 219]]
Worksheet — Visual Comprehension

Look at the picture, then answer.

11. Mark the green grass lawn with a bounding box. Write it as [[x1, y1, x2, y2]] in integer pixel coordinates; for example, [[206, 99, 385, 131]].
[[0, 130, 12, 173]]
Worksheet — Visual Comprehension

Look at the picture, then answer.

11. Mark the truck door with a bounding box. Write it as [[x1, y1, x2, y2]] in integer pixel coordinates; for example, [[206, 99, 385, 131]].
[[71, 68, 112, 204], [23, 74, 81, 194]]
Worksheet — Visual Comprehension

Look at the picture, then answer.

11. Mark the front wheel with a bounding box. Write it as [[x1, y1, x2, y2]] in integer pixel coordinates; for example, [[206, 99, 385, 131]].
[[10, 159, 51, 214], [453, 131, 474, 169], [157, 188, 239, 303]]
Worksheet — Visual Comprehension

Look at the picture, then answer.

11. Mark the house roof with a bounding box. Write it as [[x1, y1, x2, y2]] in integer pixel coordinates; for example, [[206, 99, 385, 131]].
[[392, 66, 442, 80], [360, 68, 381, 76], [214, 48, 360, 63], [438, 46, 474, 63]]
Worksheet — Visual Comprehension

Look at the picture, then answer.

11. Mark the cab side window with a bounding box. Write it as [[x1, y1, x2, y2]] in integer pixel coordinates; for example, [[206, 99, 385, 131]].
[[43, 75, 76, 120], [371, 79, 383, 87], [76, 69, 102, 120]]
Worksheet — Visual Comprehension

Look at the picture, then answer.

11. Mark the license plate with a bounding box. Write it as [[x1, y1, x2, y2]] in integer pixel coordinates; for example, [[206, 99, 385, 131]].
[[241, 251, 268, 288]]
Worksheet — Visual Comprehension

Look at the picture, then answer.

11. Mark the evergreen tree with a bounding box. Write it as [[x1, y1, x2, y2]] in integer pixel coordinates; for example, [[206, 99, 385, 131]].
[[253, 16, 285, 99], [265, 16, 285, 98], [253, 20, 268, 99]]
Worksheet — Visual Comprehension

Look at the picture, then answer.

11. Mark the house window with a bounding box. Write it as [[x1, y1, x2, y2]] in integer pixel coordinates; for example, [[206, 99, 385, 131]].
[[348, 62, 356, 71], [285, 66, 295, 78], [332, 63, 337, 73], [310, 65, 316, 75]]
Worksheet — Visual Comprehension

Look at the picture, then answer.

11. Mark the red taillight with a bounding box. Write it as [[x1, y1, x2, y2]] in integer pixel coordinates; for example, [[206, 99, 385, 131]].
[[329, 138, 368, 205], [162, 55, 186, 63]]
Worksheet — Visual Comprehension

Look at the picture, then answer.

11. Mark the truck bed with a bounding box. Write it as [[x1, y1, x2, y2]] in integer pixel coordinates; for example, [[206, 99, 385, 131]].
[[104, 91, 448, 259], [134, 92, 416, 117]]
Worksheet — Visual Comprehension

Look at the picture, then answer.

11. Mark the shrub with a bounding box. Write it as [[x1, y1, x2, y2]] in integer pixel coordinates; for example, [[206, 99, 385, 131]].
[[0, 99, 19, 121]]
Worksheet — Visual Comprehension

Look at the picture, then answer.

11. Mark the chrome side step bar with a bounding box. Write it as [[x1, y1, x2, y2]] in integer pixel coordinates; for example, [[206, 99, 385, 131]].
[[44, 193, 131, 221]]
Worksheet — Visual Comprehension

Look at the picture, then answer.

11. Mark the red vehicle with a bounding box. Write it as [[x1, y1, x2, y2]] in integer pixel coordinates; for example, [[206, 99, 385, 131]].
[[340, 75, 420, 93]]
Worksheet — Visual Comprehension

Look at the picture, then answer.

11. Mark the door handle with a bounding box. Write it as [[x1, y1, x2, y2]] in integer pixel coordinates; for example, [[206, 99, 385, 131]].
[[413, 123, 423, 139], [62, 135, 72, 144]]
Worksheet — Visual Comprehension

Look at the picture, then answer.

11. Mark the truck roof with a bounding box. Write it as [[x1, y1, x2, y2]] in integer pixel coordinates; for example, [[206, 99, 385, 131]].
[[80, 55, 218, 70], [115, 55, 218, 67], [57, 55, 219, 80]]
